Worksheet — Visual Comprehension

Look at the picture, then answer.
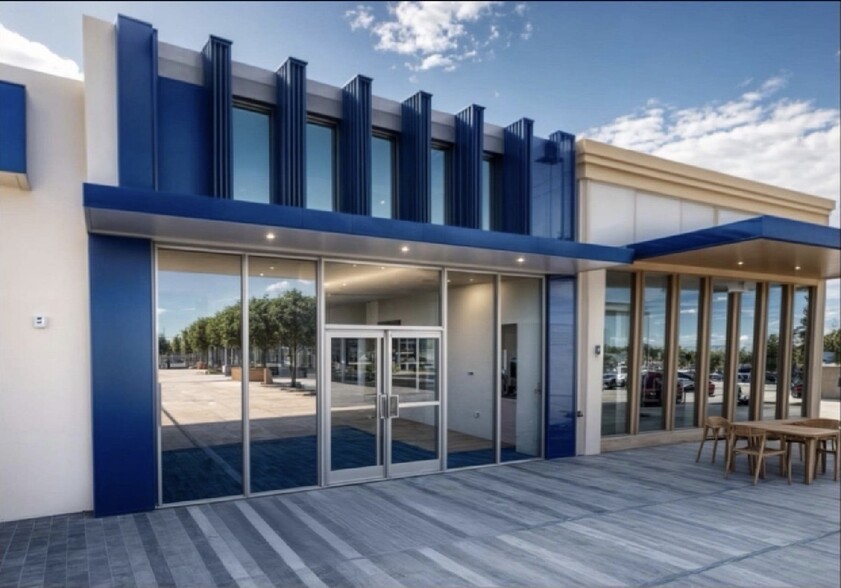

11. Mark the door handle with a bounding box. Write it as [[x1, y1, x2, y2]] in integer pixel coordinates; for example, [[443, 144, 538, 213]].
[[379, 395, 388, 420], [389, 395, 399, 418]]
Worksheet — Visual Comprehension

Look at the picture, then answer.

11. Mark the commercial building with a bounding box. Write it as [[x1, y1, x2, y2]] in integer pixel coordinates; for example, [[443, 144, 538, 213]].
[[0, 15, 837, 521]]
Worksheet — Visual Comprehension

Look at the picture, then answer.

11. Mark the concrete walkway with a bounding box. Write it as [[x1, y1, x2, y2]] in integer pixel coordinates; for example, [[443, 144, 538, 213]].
[[1, 442, 838, 587]]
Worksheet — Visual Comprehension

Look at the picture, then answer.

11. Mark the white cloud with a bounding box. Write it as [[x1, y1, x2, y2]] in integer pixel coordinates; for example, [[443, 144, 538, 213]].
[[346, 1, 531, 72], [266, 280, 290, 294], [0, 23, 82, 80], [521, 22, 533, 40]]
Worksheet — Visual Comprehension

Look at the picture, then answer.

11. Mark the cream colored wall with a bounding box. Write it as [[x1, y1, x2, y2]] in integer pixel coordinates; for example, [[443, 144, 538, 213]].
[[581, 180, 755, 246], [577, 270, 606, 455], [0, 64, 91, 522]]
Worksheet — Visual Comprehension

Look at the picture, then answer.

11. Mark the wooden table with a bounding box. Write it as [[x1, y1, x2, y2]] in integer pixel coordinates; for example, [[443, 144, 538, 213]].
[[742, 421, 839, 484]]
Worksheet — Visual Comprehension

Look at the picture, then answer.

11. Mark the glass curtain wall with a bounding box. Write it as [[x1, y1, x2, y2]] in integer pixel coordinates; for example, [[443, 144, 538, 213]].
[[707, 281, 729, 418], [500, 276, 542, 460], [603, 272, 632, 436], [675, 277, 701, 429], [158, 250, 243, 504], [639, 274, 668, 433], [247, 258, 317, 492], [447, 272, 495, 467], [788, 286, 810, 418], [764, 284, 783, 419], [481, 158, 492, 231]]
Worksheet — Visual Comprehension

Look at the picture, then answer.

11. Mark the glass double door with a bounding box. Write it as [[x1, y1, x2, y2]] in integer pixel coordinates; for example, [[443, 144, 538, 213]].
[[327, 330, 442, 484]]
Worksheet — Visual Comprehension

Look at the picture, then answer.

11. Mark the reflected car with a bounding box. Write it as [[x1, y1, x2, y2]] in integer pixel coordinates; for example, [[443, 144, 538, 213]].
[[641, 371, 684, 406], [678, 371, 715, 396], [603, 372, 618, 389], [791, 379, 804, 398], [736, 385, 749, 405]]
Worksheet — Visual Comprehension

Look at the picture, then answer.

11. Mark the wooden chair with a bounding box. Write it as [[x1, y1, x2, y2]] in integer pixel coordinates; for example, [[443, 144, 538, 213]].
[[790, 418, 840, 481], [696, 416, 730, 464], [725, 424, 789, 485]]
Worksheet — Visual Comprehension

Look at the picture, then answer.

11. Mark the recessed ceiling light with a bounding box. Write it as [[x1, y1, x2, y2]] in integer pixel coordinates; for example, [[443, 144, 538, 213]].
[[469, 278, 474, 282], [447, 279, 451, 283], [380, 266, 385, 270], [259, 273, 264, 277], [795, 266, 801, 271], [516, 256, 525, 263], [266, 232, 276, 240], [400, 245, 410, 253], [269, 266, 275, 270], [737, 261, 744, 266]]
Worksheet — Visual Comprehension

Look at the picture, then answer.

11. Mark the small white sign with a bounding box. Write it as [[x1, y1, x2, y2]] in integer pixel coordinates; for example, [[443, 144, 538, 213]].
[[33, 315, 48, 329]]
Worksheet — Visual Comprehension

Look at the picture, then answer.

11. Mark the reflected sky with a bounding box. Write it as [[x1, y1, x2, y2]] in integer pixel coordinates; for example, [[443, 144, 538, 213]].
[[371, 135, 393, 218], [307, 122, 334, 211], [233, 107, 271, 203], [431, 147, 447, 225]]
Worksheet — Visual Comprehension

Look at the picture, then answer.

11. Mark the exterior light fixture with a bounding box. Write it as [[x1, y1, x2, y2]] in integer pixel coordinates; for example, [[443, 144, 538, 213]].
[[400, 245, 410, 253], [795, 266, 801, 271], [737, 261, 744, 266], [516, 256, 525, 263], [266, 232, 276, 240]]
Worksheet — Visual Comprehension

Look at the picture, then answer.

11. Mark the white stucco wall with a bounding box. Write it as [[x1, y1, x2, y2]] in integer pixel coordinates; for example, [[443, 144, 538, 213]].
[[0, 64, 91, 521]]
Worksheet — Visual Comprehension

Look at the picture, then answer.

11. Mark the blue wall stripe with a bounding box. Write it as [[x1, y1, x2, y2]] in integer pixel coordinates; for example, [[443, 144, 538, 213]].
[[545, 276, 577, 458], [157, 77, 211, 196], [203, 35, 233, 199], [550, 131, 576, 241], [116, 15, 158, 190], [339, 75, 372, 215], [90, 234, 156, 516], [0, 80, 26, 174], [502, 118, 533, 234], [451, 104, 484, 228], [275, 57, 307, 207], [398, 91, 432, 222]]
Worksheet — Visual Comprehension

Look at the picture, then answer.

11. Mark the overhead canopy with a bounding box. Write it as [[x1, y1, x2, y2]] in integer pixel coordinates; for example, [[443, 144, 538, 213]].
[[630, 216, 840, 279], [84, 184, 633, 274]]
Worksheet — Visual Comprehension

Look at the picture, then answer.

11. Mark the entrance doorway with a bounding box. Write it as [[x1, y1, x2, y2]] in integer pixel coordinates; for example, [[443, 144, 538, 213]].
[[327, 330, 442, 484]]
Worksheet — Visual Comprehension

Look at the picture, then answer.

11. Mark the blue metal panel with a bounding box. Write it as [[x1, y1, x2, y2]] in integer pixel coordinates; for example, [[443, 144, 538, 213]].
[[545, 276, 577, 458], [0, 80, 26, 174], [339, 75, 372, 215], [398, 91, 432, 222], [275, 57, 307, 207], [116, 15, 158, 190], [89, 234, 156, 516], [501, 118, 533, 234], [157, 77, 211, 196], [203, 35, 233, 199], [631, 215, 841, 257], [550, 131, 576, 241], [84, 183, 635, 264], [451, 105, 484, 228]]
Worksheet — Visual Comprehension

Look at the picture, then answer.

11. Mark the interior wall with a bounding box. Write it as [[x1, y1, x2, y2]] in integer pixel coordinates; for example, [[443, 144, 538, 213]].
[[447, 282, 495, 439], [500, 278, 541, 455]]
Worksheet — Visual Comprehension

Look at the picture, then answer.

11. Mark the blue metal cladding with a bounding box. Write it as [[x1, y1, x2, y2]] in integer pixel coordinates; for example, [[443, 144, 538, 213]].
[[275, 57, 308, 207], [203, 36, 233, 199], [89, 235, 156, 516], [339, 75, 372, 215], [157, 77, 211, 196], [550, 131, 576, 241], [451, 105, 484, 228], [545, 276, 577, 458], [116, 15, 158, 190], [501, 118, 533, 234], [398, 91, 432, 222], [0, 80, 26, 174]]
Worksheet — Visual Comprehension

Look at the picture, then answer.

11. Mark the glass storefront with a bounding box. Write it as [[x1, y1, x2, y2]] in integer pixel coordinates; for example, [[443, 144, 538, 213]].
[[157, 252, 545, 504], [601, 271, 818, 437]]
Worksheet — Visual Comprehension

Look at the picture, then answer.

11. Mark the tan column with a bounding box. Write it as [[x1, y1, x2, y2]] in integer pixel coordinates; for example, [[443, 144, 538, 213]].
[[750, 283, 769, 421], [695, 278, 712, 426], [663, 274, 680, 430], [628, 273, 643, 435], [776, 285, 794, 419], [723, 291, 741, 421]]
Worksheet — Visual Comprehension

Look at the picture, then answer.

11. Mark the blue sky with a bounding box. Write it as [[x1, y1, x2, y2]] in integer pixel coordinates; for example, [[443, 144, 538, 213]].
[[1, 0, 839, 330]]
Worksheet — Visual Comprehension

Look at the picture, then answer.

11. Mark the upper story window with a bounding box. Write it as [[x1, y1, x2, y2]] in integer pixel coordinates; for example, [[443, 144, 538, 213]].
[[232, 103, 271, 203], [481, 155, 499, 231], [430, 144, 450, 225], [371, 132, 396, 219], [306, 118, 336, 211]]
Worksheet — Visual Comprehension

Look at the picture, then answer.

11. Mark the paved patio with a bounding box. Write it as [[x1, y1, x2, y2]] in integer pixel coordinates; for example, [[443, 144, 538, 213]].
[[1, 442, 838, 588]]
